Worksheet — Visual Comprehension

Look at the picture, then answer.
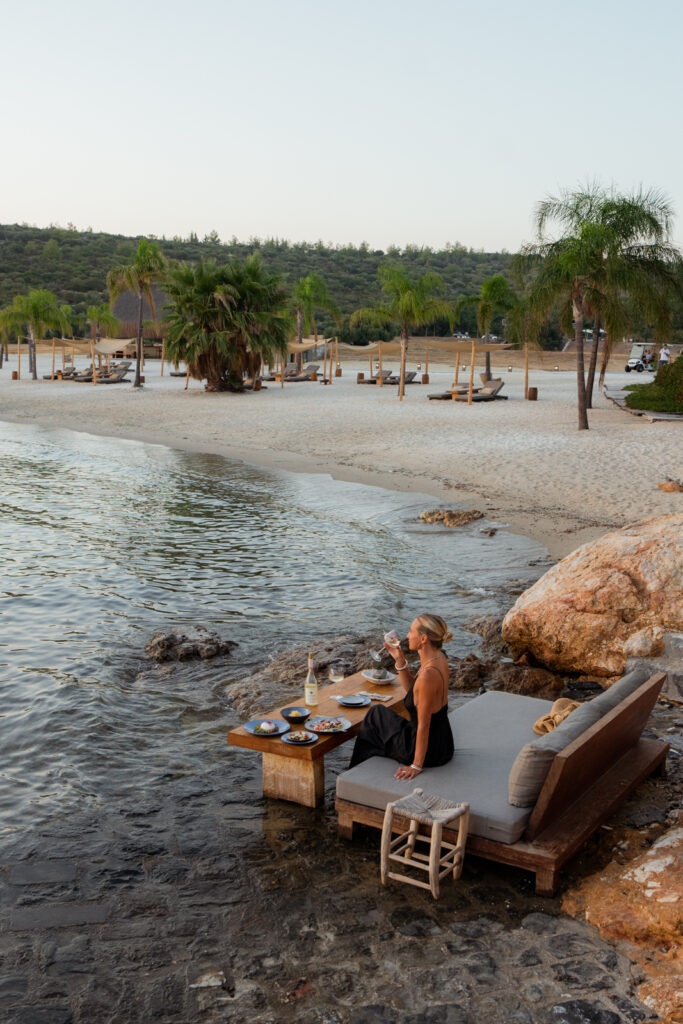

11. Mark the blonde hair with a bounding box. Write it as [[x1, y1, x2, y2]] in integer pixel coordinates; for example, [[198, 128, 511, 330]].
[[415, 614, 453, 648]]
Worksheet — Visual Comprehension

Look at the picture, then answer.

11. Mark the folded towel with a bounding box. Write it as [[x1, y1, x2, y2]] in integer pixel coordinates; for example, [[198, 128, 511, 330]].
[[533, 698, 580, 735]]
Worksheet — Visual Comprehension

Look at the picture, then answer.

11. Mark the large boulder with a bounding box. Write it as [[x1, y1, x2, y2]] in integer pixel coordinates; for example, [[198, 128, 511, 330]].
[[502, 514, 683, 677], [563, 827, 683, 1020]]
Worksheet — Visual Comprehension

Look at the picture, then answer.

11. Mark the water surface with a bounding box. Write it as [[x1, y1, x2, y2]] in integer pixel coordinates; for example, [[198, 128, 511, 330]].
[[0, 420, 549, 835]]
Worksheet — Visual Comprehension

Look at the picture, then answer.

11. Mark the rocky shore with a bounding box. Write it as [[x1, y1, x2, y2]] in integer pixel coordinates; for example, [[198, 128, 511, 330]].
[[2, 618, 681, 1024], [3, 515, 681, 1023]]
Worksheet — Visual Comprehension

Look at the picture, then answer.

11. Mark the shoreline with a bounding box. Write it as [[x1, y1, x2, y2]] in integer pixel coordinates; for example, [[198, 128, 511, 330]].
[[2, 359, 682, 561], [0, 408, 603, 560]]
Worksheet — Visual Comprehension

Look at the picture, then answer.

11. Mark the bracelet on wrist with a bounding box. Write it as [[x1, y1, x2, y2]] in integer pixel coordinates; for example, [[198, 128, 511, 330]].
[[395, 661, 408, 671], [410, 764, 422, 772]]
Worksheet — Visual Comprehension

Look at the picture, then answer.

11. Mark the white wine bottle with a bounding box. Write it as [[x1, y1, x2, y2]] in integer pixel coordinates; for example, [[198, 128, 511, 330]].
[[304, 652, 319, 707]]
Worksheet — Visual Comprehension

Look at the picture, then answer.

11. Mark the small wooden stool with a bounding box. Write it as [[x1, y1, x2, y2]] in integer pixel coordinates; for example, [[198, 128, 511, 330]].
[[380, 788, 469, 899]]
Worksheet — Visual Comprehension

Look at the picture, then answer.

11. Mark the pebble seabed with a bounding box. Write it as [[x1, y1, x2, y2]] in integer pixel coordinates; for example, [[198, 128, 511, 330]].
[[2, 720, 680, 1024]]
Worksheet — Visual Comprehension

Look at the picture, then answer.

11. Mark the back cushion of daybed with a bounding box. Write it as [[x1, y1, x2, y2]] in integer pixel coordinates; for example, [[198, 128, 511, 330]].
[[507, 702, 602, 807]]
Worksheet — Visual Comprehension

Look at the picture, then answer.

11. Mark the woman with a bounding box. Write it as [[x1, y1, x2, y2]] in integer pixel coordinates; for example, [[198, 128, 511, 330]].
[[349, 614, 454, 782]]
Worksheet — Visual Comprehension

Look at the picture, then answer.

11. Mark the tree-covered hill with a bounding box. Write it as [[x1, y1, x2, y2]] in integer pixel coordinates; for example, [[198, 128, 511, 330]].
[[0, 223, 510, 336]]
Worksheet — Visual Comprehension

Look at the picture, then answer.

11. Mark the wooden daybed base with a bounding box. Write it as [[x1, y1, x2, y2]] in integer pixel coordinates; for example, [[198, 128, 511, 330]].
[[336, 672, 669, 895]]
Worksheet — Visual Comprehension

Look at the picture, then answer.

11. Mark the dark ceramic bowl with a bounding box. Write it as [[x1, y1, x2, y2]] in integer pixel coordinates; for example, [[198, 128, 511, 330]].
[[281, 706, 312, 726]]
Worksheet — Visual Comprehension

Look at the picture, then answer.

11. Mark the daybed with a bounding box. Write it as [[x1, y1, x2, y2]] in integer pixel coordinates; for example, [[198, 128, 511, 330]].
[[335, 667, 668, 894]]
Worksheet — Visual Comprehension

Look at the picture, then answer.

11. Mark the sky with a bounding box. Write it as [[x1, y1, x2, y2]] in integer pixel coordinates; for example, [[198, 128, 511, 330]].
[[2, 0, 682, 253]]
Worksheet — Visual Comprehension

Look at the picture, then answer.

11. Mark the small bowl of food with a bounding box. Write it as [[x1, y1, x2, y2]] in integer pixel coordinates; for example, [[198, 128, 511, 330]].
[[281, 706, 312, 726]]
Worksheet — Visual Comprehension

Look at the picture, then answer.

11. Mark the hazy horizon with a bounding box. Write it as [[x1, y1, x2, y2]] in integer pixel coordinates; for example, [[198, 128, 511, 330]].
[[3, 0, 683, 252]]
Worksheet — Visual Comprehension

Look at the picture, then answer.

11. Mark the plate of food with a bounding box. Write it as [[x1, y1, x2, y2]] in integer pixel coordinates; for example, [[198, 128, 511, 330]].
[[281, 729, 318, 745], [335, 694, 371, 708], [361, 668, 397, 685], [307, 715, 352, 734], [244, 719, 290, 737]]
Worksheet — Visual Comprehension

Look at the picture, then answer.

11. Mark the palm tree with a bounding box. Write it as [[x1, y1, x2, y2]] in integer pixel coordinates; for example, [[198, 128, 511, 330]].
[[107, 239, 165, 387], [163, 255, 292, 391], [292, 274, 340, 368], [86, 304, 120, 347], [456, 274, 517, 381], [504, 293, 543, 399], [351, 266, 454, 400], [0, 289, 63, 379], [519, 185, 683, 430]]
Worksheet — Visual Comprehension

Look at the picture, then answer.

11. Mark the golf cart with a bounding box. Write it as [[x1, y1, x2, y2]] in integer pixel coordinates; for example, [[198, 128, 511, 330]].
[[624, 343, 652, 372]]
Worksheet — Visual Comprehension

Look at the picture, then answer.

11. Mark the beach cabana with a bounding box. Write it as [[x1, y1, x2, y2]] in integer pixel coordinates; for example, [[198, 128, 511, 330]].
[[341, 339, 510, 402], [44, 337, 137, 384]]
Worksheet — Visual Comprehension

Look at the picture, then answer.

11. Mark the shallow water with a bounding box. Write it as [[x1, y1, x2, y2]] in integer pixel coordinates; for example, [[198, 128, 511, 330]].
[[0, 419, 549, 835]]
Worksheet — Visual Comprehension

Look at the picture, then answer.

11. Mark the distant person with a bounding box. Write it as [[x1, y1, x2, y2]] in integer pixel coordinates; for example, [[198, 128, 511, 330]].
[[643, 349, 653, 367], [349, 614, 454, 780], [659, 344, 671, 367]]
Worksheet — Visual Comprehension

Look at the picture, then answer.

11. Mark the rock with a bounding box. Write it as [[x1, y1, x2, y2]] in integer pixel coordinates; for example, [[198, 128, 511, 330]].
[[562, 826, 683, 1020], [451, 654, 487, 691], [623, 626, 665, 659], [450, 654, 563, 698], [549, 1000, 620, 1024], [420, 508, 484, 527], [658, 479, 683, 493], [502, 514, 683, 677], [488, 662, 564, 699], [463, 615, 510, 658], [145, 626, 237, 662], [225, 635, 393, 718]]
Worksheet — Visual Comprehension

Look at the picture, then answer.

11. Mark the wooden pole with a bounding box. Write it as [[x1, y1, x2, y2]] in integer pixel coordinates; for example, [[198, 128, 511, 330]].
[[426, 345, 430, 374], [17, 339, 21, 379], [467, 341, 475, 404], [454, 352, 460, 385], [91, 340, 98, 385], [524, 342, 529, 399], [398, 336, 407, 401], [378, 343, 383, 386], [369, 350, 372, 378], [62, 344, 65, 372], [160, 340, 165, 377], [281, 351, 284, 388], [51, 340, 56, 380], [335, 336, 340, 376]]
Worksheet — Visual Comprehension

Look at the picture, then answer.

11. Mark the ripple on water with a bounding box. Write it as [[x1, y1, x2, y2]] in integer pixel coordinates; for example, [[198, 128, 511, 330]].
[[0, 419, 550, 834]]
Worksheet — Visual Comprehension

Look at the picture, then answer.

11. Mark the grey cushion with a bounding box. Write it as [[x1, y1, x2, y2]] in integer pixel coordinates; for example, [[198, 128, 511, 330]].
[[587, 664, 651, 716], [336, 690, 554, 844], [508, 702, 602, 807]]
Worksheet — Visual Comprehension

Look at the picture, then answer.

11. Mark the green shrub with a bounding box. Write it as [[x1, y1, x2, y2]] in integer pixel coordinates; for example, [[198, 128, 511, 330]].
[[625, 355, 683, 412]]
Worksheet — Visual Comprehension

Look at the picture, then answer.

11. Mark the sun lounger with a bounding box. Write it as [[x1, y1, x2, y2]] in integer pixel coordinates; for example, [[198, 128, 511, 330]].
[[358, 370, 393, 385], [452, 379, 507, 401], [386, 370, 418, 385], [95, 367, 132, 384], [288, 363, 321, 381]]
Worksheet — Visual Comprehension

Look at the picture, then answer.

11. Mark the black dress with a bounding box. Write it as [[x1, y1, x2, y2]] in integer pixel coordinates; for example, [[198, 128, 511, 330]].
[[349, 664, 454, 769]]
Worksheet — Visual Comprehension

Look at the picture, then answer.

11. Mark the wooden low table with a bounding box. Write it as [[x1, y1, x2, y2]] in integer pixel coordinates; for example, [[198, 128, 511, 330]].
[[227, 672, 406, 808]]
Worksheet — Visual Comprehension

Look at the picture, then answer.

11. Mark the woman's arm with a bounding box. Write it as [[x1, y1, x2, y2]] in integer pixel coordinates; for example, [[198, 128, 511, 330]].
[[386, 643, 412, 693]]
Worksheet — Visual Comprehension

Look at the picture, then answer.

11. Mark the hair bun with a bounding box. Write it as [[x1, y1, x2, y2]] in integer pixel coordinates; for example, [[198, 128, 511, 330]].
[[441, 629, 453, 643]]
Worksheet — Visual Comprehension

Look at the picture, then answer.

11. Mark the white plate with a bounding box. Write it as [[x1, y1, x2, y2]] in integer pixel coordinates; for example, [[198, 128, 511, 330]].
[[307, 715, 352, 734], [361, 669, 397, 685]]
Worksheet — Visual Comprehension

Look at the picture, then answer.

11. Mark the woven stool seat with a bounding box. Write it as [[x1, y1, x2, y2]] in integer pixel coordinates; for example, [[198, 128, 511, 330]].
[[380, 787, 470, 899], [388, 788, 468, 826]]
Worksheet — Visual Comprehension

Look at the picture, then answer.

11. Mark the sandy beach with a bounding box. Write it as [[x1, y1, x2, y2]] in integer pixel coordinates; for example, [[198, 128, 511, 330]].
[[1, 355, 681, 559]]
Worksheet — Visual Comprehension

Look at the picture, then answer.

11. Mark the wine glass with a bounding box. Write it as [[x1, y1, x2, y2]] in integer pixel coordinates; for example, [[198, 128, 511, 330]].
[[328, 664, 345, 685], [384, 630, 401, 648]]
